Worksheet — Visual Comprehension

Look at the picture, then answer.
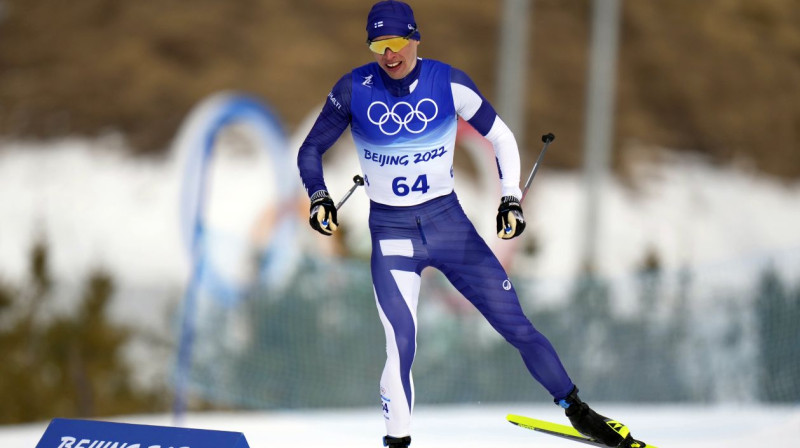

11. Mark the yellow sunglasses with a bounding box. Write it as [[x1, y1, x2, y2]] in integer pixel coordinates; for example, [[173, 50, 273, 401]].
[[367, 28, 418, 54]]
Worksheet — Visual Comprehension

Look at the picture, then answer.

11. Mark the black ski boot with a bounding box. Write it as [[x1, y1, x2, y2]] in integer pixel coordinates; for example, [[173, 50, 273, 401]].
[[383, 435, 411, 448], [556, 386, 647, 448]]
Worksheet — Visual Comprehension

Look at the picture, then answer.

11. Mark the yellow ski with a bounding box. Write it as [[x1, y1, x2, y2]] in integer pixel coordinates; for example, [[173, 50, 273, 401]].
[[506, 414, 657, 448]]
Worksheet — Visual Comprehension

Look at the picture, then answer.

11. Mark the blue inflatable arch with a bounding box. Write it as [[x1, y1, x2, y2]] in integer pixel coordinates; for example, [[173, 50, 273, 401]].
[[171, 92, 295, 419]]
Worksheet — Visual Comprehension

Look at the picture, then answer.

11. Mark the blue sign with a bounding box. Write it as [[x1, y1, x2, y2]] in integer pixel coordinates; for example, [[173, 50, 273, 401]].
[[36, 418, 251, 448]]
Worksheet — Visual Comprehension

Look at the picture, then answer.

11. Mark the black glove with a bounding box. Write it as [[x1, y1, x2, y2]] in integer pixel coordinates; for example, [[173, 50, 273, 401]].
[[309, 190, 338, 236], [496, 195, 526, 239]]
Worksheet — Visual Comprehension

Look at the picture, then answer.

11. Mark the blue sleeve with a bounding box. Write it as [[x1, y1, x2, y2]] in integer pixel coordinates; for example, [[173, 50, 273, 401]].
[[297, 74, 352, 196], [450, 67, 498, 136]]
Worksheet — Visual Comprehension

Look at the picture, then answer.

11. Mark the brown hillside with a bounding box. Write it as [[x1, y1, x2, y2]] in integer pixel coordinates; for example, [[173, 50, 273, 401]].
[[0, 0, 798, 178]]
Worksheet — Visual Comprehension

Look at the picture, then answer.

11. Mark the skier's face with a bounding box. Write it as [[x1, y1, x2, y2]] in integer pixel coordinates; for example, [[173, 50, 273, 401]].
[[370, 35, 419, 80]]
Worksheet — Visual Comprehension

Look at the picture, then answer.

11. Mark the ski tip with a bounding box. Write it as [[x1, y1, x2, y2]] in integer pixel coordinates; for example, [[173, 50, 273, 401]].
[[506, 414, 523, 424], [505, 414, 546, 432]]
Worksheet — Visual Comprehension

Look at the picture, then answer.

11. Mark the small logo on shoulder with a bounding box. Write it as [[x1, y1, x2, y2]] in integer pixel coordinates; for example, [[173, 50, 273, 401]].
[[502, 279, 512, 291], [362, 74, 373, 87]]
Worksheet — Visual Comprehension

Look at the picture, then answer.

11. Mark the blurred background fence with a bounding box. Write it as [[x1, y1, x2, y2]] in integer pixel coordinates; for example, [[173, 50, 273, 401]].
[[183, 248, 800, 409]]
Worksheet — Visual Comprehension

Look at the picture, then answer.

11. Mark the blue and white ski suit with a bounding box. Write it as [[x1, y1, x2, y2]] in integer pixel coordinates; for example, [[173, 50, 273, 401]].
[[298, 58, 574, 437]]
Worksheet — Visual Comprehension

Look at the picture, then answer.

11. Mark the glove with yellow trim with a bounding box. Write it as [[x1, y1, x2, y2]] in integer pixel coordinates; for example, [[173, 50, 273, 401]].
[[496, 195, 526, 239], [309, 190, 338, 236]]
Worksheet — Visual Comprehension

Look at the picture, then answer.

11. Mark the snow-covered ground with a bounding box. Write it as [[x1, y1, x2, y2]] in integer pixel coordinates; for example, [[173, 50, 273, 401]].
[[2, 404, 799, 447], [2, 135, 799, 291]]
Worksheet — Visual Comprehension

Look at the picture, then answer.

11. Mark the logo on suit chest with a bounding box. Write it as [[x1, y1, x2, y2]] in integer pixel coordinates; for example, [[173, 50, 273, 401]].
[[367, 98, 439, 136]]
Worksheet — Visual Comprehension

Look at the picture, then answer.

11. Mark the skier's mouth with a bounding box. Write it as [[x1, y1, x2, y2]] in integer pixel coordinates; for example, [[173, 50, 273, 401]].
[[382, 59, 408, 79]]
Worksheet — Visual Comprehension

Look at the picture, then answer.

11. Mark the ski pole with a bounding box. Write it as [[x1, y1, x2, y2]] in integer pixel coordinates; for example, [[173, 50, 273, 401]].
[[322, 174, 365, 227], [504, 133, 555, 235], [521, 132, 555, 203], [336, 174, 365, 210]]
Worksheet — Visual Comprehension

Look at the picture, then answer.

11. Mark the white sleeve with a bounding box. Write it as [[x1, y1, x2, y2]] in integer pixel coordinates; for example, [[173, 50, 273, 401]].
[[484, 116, 523, 199], [451, 82, 522, 199]]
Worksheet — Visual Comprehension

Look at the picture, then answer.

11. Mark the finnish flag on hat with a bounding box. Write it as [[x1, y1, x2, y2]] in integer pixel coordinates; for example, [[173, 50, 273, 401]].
[[366, 0, 421, 41]]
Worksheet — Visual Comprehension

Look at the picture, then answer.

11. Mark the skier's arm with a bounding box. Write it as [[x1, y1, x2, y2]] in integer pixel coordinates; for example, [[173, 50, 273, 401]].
[[297, 74, 353, 197], [450, 68, 523, 200]]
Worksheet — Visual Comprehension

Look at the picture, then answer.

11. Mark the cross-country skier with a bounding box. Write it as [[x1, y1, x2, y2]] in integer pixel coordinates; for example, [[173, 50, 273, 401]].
[[297, 1, 648, 447]]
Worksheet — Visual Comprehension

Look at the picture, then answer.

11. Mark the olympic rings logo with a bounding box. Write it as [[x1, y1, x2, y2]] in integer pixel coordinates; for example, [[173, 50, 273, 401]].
[[367, 98, 439, 135]]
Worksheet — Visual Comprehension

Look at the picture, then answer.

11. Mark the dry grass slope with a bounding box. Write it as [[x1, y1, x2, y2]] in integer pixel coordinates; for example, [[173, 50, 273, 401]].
[[0, 0, 798, 178]]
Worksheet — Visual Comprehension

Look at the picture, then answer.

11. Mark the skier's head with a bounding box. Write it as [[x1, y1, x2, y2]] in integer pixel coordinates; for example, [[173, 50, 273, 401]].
[[366, 0, 420, 43], [365, 1, 420, 80]]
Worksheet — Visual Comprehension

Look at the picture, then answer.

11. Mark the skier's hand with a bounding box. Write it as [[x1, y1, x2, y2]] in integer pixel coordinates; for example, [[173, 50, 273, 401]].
[[309, 190, 338, 236], [496, 195, 525, 239]]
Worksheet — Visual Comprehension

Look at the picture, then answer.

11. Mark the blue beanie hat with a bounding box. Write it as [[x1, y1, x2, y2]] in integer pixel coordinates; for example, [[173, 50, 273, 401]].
[[366, 0, 421, 42]]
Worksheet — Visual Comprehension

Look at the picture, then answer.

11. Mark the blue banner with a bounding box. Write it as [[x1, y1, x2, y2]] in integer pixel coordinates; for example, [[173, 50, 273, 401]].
[[36, 418, 251, 448]]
